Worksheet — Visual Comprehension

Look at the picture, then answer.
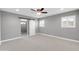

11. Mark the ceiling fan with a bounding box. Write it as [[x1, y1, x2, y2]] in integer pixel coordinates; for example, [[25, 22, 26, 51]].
[[30, 8, 48, 15]]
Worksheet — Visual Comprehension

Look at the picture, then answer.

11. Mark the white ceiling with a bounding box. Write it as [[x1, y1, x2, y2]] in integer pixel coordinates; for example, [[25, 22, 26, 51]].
[[0, 8, 78, 18]]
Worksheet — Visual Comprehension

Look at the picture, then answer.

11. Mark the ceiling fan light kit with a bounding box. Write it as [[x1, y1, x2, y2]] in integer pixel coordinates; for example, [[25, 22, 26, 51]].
[[31, 8, 48, 15], [37, 12, 41, 15]]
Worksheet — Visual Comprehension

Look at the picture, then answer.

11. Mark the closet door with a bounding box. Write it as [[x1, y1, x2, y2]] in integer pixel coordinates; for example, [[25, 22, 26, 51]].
[[29, 20, 36, 36]]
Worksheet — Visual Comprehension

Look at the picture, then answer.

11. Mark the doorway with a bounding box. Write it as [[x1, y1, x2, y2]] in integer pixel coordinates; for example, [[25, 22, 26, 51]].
[[20, 18, 36, 37], [20, 18, 28, 36]]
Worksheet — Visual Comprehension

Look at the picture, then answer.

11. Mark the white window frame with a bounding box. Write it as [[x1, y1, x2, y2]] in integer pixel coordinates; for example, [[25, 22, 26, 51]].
[[61, 15, 76, 28]]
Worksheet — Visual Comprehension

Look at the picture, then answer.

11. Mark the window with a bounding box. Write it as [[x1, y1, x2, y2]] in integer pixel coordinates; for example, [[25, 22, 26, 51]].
[[61, 15, 76, 28], [39, 20, 45, 27]]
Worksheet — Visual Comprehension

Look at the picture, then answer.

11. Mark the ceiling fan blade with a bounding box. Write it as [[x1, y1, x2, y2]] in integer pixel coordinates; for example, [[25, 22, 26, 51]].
[[41, 12, 48, 13], [31, 9, 36, 11], [40, 8, 44, 11]]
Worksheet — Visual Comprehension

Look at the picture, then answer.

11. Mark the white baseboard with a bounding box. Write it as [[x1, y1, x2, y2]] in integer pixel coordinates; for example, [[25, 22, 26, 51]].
[[38, 33, 79, 43], [1, 37, 22, 43]]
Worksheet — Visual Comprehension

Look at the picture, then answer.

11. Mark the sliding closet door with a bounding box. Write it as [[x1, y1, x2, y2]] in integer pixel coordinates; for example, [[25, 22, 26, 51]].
[[29, 20, 36, 36]]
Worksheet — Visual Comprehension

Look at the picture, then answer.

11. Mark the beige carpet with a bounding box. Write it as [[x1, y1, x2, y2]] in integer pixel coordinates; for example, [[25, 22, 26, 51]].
[[0, 34, 79, 51]]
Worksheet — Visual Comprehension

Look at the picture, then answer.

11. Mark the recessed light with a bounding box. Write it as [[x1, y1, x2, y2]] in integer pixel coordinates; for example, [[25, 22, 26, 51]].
[[16, 9, 20, 11], [60, 8, 64, 10]]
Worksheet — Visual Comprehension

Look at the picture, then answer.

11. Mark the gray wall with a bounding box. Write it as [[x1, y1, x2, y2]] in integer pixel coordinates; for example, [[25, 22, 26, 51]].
[[39, 10, 79, 40], [35, 19, 39, 33]]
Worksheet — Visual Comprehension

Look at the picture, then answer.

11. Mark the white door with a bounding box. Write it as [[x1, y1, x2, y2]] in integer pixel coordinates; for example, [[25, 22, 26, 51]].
[[29, 20, 36, 36]]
